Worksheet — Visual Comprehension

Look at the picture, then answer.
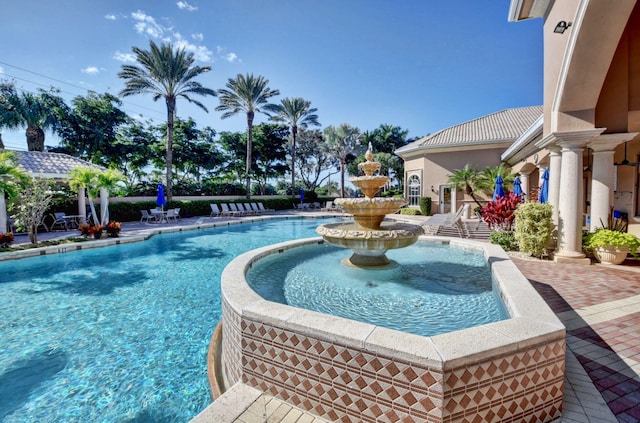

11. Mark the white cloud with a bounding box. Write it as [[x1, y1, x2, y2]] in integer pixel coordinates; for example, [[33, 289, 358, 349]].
[[174, 37, 212, 62], [0, 66, 4, 74], [104, 14, 117, 20], [192, 32, 204, 42], [131, 10, 165, 38], [112, 51, 137, 63], [177, 1, 198, 11], [217, 46, 241, 63], [81, 66, 100, 74]]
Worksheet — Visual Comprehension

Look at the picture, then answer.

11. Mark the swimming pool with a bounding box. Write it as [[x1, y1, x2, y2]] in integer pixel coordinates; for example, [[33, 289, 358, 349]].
[[0, 218, 334, 423]]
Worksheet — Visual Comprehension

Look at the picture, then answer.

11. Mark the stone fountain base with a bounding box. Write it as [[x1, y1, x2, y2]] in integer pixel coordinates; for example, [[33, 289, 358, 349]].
[[316, 221, 424, 267]]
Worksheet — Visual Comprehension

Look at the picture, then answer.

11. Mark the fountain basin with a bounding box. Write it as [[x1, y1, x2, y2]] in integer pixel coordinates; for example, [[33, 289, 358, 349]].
[[219, 236, 565, 423], [316, 221, 423, 266], [334, 197, 408, 228]]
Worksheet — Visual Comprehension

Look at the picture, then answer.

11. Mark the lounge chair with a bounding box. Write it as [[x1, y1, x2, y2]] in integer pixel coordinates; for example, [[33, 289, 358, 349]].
[[423, 205, 469, 238], [210, 203, 221, 217], [173, 208, 181, 219], [257, 202, 274, 213], [49, 212, 69, 231], [250, 203, 262, 214], [242, 203, 257, 215], [229, 203, 245, 216]]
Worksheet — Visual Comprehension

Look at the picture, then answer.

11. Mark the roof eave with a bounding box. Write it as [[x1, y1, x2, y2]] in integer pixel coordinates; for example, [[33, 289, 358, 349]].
[[508, 0, 552, 22], [501, 115, 544, 164]]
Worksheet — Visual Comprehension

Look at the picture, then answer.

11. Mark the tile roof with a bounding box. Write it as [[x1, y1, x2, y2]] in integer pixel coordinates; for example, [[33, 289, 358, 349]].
[[12, 150, 100, 178], [396, 106, 543, 153]]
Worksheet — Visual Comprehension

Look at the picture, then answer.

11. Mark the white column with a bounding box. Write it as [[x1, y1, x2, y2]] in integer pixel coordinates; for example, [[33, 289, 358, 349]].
[[0, 190, 6, 234], [555, 141, 587, 259], [547, 147, 562, 226], [519, 172, 531, 200], [78, 187, 87, 224], [588, 133, 638, 232], [100, 188, 109, 225]]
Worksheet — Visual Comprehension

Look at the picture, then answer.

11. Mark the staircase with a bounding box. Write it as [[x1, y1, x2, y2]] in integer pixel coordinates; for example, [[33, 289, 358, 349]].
[[433, 219, 491, 240]]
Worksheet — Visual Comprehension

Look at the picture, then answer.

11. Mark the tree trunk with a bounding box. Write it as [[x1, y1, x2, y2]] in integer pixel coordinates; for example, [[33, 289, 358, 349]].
[[340, 159, 345, 198], [165, 97, 176, 201], [26, 125, 45, 151], [0, 133, 4, 149], [291, 125, 297, 198], [245, 111, 254, 199]]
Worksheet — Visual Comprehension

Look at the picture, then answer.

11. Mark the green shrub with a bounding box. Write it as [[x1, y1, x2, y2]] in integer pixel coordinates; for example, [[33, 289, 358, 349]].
[[400, 208, 421, 215], [514, 202, 553, 258], [419, 197, 432, 216], [489, 230, 518, 251], [583, 229, 640, 257]]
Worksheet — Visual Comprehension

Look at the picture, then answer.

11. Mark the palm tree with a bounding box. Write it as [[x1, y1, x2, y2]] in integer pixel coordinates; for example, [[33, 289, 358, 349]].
[[0, 86, 64, 151], [475, 163, 515, 192], [118, 41, 216, 200], [271, 97, 320, 196], [216, 73, 280, 198], [323, 124, 362, 198], [447, 164, 483, 208], [0, 151, 28, 233]]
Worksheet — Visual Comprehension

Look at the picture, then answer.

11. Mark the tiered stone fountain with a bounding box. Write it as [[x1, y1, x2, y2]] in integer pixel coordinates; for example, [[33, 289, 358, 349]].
[[316, 143, 423, 267]]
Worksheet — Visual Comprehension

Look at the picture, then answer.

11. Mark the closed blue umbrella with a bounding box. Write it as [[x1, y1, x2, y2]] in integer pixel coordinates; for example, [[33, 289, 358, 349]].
[[299, 189, 305, 204], [492, 175, 505, 201], [513, 176, 523, 197], [539, 169, 549, 203], [157, 183, 167, 210]]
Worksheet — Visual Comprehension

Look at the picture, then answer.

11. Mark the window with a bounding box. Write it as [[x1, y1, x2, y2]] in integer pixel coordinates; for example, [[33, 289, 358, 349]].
[[408, 175, 421, 207]]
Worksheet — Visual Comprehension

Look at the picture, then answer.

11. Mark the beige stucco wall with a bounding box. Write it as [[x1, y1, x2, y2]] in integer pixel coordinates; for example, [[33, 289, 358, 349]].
[[404, 148, 506, 212]]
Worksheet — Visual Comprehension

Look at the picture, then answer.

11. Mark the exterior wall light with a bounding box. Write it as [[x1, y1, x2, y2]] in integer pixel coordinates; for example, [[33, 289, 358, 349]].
[[553, 21, 572, 34]]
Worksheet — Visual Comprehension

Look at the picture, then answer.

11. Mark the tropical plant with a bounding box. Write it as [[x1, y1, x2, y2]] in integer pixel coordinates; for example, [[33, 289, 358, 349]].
[[514, 202, 553, 258], [270, 97, 320, 196], [118, 41, 216, 200], [105, 221, 122, 238], [489, 230, 518, 251], [481, 191, 523, 231], [13, 178, 53, 245], [69, 167, 125, 226], [0, 151, 28, 233], [0, 232, 14, 248], [583, 229, 640, 256], [295, 129, 337, 192], [475, 163, 515, 192], [0, 84, 66, 151], [447, 164, 482, 208], [323, 124, 362, 197], [216, 74, 280, 199]]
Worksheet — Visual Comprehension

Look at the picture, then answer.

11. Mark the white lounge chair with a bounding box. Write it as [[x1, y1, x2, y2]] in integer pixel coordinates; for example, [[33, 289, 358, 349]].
[[423, 205, 469, 238], [210, 203, 221, 217], [257, 202, 274, 213], [250, 203, 262, 214], [243, 203, 257, 215], [229, 203, 245, 216], [219, 203, 234, 217]]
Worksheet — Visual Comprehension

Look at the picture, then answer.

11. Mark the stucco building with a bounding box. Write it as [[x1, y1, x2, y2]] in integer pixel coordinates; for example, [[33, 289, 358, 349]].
[[398, 0, 640, 264]]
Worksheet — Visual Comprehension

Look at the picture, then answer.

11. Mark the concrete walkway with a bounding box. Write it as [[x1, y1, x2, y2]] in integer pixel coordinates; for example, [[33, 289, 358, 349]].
[[9, 212, 640, 422]]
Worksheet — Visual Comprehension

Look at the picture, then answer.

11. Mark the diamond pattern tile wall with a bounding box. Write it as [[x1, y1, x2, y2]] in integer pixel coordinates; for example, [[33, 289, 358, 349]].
[[222, 310, 565, 423]]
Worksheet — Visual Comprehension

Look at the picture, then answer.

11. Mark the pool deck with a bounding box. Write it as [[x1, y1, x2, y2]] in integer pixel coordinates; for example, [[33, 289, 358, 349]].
[[10, 211, 640, 422]]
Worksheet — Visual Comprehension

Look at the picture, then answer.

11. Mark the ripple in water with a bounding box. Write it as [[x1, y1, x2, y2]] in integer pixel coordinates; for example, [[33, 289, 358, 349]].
[[247, 242, 509, 337]]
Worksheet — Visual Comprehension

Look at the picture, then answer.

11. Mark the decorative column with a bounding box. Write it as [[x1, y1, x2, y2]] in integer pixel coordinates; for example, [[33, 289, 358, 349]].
[[547, 147, 562, 226], [588, 133, 638, 232], [552, 129, 604, 264], [519, 171, 531, 200], [78, 187, 87, 224]]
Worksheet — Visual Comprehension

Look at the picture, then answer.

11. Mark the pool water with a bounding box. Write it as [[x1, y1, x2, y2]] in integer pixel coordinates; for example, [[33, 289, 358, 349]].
[[0, 218, 332, 423], [246, 242, 509, 337]]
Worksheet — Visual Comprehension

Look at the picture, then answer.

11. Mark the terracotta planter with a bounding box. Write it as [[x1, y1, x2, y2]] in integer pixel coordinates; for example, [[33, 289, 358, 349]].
[[593, 246, 629, 265]]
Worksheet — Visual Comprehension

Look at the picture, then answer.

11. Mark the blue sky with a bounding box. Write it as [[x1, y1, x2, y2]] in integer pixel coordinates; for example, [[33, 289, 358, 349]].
[[0, 1, 543, 150]]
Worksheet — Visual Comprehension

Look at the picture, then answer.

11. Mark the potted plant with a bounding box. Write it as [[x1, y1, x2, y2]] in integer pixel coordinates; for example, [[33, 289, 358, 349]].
[[105, 221, 121, 238], [0, 232, 14, 248], [79, 223, 103, 239], [583, 229, 640, 264]]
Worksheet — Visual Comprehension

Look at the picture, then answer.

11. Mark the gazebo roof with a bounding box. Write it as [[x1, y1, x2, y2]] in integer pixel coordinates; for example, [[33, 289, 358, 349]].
[[11, 150, 100, 179]]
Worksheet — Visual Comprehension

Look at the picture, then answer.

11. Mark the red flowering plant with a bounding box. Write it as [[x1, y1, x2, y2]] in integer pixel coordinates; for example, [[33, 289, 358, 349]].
[[0, 232, 14, 248], [480, 192, 523, 232], [105, 221, 121, 238], [78, 223, 103, 238]]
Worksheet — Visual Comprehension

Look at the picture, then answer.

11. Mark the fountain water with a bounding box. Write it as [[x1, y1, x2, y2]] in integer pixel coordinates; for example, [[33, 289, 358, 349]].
[[316, 143, 423, 266]]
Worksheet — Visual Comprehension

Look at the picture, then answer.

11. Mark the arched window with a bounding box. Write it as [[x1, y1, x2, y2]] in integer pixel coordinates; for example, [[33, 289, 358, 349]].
[[408, 175, 421, 207]]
